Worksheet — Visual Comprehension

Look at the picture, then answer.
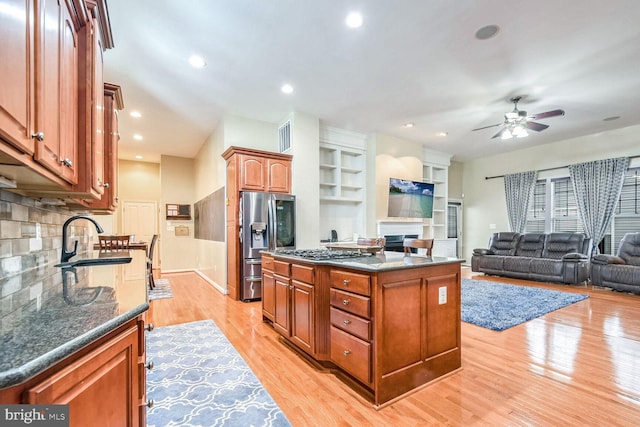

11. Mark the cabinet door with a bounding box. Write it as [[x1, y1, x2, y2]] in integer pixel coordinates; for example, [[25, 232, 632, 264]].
[[25, 324, 140, 427], [291, 280, 314, 353], [262, 269, 275, 321], [273, 275, 290, 336], [239, 154, 266, 191], [90, 17, 104, 193], [33, 0, 78, 182], [267, 158, 291, 193], [0, 0, 35, 154]]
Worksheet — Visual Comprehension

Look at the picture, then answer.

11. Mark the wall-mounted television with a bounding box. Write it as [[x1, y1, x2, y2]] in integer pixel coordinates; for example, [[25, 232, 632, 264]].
[[387, 178, 434, 219]]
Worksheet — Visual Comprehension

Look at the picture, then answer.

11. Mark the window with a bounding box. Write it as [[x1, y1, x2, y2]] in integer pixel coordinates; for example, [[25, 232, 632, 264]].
[[524, 167, 640, 254]]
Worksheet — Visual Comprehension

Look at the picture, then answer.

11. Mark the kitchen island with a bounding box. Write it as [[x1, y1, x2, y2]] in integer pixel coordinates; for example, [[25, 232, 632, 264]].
[[0, 250, 150, 426], [261, 249, 464, 407]]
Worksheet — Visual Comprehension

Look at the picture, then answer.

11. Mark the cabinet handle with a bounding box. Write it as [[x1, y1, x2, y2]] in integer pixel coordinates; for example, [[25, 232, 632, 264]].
[[102, 182, 110, 188], [343, 320, 351, 325], [343, 350, 351, 356], [342, 299, 350, 306], [61, 158, 73, 168], [145, 323, 154, 332], [31, 132, 45, 141], [289, 285, 294, 290], [145, 360, 154, 370], [343, 279, 350, 285], [145, 400, 154, 408]]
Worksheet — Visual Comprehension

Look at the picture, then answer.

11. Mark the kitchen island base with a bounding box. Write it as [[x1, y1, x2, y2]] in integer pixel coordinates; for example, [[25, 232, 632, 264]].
[[262, 251, 463, 406]]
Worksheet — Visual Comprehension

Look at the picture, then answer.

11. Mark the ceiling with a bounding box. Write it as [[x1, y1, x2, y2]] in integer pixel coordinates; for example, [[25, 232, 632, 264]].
[[103, 0, 640, 164]]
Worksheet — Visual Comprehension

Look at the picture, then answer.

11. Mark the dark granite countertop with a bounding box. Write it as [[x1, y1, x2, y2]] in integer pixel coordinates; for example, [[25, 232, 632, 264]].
[[267, 249, 465, 271], [0, 250, 149, 389]]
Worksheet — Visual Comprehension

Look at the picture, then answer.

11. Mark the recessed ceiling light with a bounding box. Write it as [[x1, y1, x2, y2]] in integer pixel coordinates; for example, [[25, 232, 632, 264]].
[[188, 55, 206, 68], [281, 84, 294, 94], [603, 116, 621, 121], [345, 12, 363, 28], [403, 122, 414, 128], [437, 132, 448, 137], [130, 111, 142, 118], [133, 134, 143, 141], [475, 24, 500, 40], [135, 155, 143, 159]]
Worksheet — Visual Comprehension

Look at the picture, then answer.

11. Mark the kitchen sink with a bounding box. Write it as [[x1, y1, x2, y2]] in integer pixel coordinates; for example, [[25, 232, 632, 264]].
[[54, 257, 132, 268]]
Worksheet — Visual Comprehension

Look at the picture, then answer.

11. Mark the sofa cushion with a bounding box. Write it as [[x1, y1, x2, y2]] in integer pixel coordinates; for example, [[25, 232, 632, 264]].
[[488, 232, 520, 256], [542, 233, 586, 260], [530, 258, 564, 277], [503, 256, 533, 274], [618, 232, 640, 266], [515, 233, 545, 257]]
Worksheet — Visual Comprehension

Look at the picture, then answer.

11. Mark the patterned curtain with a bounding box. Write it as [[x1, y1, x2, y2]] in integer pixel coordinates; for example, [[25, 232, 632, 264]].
[[504, 170, 537, 233], [568, 157, 629, 255]]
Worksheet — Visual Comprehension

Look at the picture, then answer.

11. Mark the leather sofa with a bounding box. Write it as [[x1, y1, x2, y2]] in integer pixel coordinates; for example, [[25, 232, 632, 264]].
[[590, 232, 640, 295], [472, 232, 592, 285]]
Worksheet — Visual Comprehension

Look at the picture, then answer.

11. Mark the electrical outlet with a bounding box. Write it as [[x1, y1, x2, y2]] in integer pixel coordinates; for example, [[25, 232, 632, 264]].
[[438, 286, 447, 304]]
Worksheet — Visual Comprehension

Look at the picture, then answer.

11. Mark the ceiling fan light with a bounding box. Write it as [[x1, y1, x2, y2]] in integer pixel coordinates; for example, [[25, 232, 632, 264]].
[[513, 125, 528, 138], [501, 128, 513, 140]]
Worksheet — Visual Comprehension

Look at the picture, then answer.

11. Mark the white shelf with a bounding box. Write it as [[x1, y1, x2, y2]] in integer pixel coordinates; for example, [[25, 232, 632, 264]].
[[423, 161, 449, 240]]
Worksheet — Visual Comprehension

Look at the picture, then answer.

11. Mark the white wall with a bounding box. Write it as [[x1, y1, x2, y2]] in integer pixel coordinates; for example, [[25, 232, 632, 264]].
[[461, 124, 640, 264]]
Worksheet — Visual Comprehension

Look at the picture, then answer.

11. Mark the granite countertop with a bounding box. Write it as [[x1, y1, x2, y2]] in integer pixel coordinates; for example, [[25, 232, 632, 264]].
[[268, 250, 465, 271], [0, 250, 149, 389]]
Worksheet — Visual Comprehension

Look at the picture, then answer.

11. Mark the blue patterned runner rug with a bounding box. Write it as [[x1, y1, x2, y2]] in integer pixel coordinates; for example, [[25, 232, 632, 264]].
[[146, 320, 292, 427], [461, 279, 589, 331]]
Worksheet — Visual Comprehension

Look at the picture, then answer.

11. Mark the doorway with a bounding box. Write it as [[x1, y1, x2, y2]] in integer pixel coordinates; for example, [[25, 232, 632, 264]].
[[448, 200, 462, 257], [122, 200, 158, 276]]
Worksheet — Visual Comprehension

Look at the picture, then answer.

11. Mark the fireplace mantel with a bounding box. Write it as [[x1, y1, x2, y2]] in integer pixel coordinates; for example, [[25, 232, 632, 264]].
[[376, 220, 424, 238]]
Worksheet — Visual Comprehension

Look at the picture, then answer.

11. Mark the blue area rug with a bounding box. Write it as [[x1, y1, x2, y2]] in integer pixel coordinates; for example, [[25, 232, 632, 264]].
[[461, 279, 589, 331], [148, 278, 173, 301], [146, 320, 292, 427]]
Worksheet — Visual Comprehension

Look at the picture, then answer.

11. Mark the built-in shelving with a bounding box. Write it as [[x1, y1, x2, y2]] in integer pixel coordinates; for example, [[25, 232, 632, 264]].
[[319, 127, 367, 241], [422, 149, 450, 240]]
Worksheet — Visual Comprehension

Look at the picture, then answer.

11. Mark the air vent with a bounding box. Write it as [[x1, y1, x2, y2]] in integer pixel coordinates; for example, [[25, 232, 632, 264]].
[[278, 121, 291, 153]]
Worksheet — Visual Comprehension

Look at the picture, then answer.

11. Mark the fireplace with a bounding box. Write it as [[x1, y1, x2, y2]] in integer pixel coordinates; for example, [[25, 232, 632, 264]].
[[383, 234, 419, 252]]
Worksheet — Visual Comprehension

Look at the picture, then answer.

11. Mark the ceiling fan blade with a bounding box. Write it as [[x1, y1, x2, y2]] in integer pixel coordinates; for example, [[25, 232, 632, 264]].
[[472, 123, 502, 131], [526, 121, 550, 132], [531, 109, 565, 120], [491, 128, 504, 139]]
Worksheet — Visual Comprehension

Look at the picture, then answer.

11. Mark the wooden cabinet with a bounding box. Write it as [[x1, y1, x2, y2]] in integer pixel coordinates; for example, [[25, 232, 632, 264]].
[[263, 259, 323, 358], [85, 83, 123, 212], [222, 146, 292, 300], [32, 0, 79, 183], [0, 0, 118, 203], [0, 316, 148, 427], [0, 0, 36, 155], [329, 269, 372, 385]]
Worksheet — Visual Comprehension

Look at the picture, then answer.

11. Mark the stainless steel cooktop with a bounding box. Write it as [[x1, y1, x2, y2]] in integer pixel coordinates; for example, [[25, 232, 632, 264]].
[[274, 249, 369, 260]]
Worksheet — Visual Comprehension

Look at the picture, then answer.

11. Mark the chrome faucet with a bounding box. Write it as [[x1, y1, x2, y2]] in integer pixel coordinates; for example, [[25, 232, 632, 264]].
[[61, 215, 104, 263]]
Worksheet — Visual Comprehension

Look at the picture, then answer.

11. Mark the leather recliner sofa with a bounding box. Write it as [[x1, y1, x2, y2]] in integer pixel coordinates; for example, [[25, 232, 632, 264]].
[[591, 232, 640, 295], [472, 232, 592, 285]]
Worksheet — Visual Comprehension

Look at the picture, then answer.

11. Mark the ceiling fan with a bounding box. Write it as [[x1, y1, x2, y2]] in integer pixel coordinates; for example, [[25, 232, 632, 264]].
[[472, 96, 565, 140]]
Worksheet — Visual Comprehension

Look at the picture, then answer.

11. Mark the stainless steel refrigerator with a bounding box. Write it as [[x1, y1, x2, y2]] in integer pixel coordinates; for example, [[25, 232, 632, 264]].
[[239, 192, 296, 301]]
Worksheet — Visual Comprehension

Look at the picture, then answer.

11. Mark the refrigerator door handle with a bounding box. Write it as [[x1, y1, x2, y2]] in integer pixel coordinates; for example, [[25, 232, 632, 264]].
[[268, 196, 276, 250]]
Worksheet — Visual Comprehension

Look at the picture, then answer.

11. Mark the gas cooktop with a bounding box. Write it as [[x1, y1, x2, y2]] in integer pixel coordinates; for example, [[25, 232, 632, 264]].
[[274, 249, 369, 260]]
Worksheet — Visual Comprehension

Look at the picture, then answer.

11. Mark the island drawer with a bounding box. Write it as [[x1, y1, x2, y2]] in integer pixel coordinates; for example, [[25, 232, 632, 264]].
[[330, 326, 371, 385], [273, 260, 291, 276], [330, 270, 371, 296], [291, 264, 314, 284], [330, 289, 370, 318], [262, 255, 274, 271], [330, 307, 371, 341]]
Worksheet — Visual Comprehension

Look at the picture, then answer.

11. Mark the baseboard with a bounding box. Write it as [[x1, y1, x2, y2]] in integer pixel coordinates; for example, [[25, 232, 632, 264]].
[[194, 270, 228, 295]]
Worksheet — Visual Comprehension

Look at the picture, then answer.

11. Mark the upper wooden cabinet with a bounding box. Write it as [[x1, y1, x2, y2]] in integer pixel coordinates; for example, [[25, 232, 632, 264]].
[[223, 146, 292, 194], [0, 0, 116, 202], [85, 83, 123, 213]]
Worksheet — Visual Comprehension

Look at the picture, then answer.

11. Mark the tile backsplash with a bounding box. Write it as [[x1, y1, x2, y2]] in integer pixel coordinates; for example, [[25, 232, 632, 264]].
[[0, 189, 96, 278]]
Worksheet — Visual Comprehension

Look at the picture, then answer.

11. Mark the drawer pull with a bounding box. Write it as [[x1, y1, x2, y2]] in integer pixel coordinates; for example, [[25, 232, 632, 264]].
[[343, 320, 351, 325], [343, 350, 351, 356], [343, 279, 350, 285], [145, 361, 154, 370], [342, 299, 350, 306], [145, 400, 154, 408], [145, 323, 154, 332]]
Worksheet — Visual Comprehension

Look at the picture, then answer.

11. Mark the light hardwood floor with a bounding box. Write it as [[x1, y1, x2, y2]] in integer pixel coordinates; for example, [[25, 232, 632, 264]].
[[147, 267, 640, 426]]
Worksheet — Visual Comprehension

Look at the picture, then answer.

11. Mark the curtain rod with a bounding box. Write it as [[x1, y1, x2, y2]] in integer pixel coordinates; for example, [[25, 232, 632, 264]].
[[485, 154, 640, 180]]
